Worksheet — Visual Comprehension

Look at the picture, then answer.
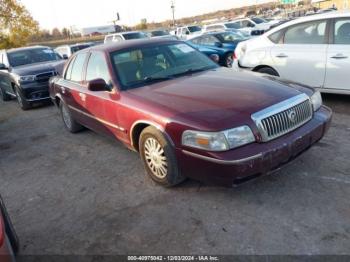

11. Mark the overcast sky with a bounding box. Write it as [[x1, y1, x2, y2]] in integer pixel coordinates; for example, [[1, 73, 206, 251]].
[[20, 0, 273, 30]]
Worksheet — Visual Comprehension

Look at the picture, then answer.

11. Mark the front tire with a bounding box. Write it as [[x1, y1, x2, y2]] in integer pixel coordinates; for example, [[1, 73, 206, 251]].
[[60, 101, 84, 133], [256, 67, 279, 76], [0, 86, 11, 101], [139, 127, 185, 187], [15, 86, 31, 110], [224, 52, 234, 68]]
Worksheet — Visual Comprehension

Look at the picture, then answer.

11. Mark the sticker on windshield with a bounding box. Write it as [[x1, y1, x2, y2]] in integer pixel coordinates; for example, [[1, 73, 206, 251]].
[[175, 44, 195, 53]]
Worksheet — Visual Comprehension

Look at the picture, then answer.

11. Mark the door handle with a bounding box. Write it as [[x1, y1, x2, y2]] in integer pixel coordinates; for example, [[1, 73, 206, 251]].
[[331, 54, 348, 59], [276, 53, 288, 58]]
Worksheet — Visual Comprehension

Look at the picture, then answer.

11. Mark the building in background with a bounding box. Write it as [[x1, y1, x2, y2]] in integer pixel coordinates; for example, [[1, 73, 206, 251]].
[[311, 0, 350, 10]]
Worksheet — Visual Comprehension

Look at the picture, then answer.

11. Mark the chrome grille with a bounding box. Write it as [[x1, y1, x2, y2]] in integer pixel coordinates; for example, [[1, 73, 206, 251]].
[[252, 94, 313, 142]]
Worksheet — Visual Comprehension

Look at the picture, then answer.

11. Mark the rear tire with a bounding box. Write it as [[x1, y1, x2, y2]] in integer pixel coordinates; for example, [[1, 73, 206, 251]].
[[60, 101, 84, 133], [0, 86, 11, 101], [15, 86, 31, 110], [139, 126, 186, 187], [256, 67, 279, 76]]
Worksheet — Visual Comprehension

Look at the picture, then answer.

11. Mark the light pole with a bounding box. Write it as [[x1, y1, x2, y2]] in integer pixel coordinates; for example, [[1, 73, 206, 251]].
[[171, 0, 175, 28]]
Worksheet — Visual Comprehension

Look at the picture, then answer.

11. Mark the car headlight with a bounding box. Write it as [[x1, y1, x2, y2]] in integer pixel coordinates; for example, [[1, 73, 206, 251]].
[[182, 126, 255, 152], [310, 91, 322, 112], [14, 74, 36, 83]]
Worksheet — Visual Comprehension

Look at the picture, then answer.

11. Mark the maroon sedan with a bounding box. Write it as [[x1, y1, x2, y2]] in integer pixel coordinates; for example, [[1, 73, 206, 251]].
[[49, 39, 332, 187], [0, 195, 18, 261]]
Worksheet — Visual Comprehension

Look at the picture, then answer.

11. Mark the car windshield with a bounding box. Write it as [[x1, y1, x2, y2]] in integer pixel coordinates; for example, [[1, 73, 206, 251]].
[[215, 31, 247, 42], [7, 48, 61, 67], [71, 45, 90, 54], [111, 42, 218, 90], [123, 32, 148, 40], [188, 26, 202, 33], [251, 17, 267, 24], [151, 31, 169, 36], [225, 23, 241, 29]]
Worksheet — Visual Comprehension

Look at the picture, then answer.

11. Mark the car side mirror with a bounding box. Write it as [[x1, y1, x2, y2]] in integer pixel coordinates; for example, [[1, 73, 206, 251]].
[[186, 31, 190, 35], [62, 54, 69, 60], [0, 63, 8, 70], [87, 78, 109, 92], [214, 42, 223, 48]]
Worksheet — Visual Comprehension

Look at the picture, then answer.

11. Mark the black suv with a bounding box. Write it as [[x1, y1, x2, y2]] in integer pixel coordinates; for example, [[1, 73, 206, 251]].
[[0, 46, 66, 110]]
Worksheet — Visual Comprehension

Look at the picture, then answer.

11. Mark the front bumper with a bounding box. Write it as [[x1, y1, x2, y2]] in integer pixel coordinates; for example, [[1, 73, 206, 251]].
[[176, 106, 332, 186], [20, 81, 50, 102]]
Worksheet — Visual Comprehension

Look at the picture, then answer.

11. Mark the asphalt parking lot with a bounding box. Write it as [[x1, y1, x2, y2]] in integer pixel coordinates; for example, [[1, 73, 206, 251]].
[[0, 94, 350, 255]]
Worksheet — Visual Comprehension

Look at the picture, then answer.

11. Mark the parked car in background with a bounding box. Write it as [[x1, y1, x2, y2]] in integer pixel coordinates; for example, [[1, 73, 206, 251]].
[[187, 31, 249, 67], [202, 23, 251, 37], [147, 30, 178, 40], [55, 43, 93, 59], [234, 11, 350, 95], [173, 25, 202, 40], [104, 31, 149, 44], [224, 17, 277, 36], [0, 46, 65, 110], [49, 39, 331, 187], [0, 195, 19, 261]]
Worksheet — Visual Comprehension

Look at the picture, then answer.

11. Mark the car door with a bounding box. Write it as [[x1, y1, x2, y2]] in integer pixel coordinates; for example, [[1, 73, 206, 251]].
[[0, 53, 13, 96], [270, 19, 328, 88], [60, 52, 95, 128], [324, 18, 350, 91], [83, 51, 123, 138]]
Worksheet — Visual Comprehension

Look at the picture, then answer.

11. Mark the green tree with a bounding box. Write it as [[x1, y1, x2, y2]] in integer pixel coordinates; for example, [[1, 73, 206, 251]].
[[0, 0, 39, 49]]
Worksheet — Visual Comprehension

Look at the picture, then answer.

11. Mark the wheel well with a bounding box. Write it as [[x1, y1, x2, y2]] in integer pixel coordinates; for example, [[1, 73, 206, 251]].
[[252, 65, 279, 76], [54, 96, 61, 107], [131, 123, 150, 152]]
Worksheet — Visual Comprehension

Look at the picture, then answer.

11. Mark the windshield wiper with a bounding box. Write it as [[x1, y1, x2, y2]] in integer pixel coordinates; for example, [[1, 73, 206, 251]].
[[170, 67, 213, 78], [143, 76, 174, 83]]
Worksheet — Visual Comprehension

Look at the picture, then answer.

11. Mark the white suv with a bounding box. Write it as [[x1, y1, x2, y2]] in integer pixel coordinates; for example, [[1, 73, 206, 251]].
[[234, 11, 350, 95]]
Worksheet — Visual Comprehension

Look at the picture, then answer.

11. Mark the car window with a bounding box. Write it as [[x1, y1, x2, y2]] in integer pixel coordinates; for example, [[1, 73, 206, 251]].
[[113, 35, 123, 42], [206, 25, 224, 31], [334, 19, 350, 45], [284, 20, 327, 44], [111, 43, 217, 90], [69, 53, 87, 82], [105, 36, 114, 43], [201, 35, 219, 46], [7, 48, 60, 67], [86, 52, 111, 84], [65, 56, 76, 80], [241, 20, 255, 28], [123, 32, 147, 40], [268, 30, 284, 44], [225, 22, 241, 29]]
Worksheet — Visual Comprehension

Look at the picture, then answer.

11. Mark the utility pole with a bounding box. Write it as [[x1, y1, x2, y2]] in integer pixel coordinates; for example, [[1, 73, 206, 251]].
[[171, 0, 175, 28]]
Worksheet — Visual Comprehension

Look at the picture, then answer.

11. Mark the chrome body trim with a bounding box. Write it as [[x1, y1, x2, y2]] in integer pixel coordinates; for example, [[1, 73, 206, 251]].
[[251, 94, 313, 142], [182, 150, 263, 165], [68, 105, 125, 132]]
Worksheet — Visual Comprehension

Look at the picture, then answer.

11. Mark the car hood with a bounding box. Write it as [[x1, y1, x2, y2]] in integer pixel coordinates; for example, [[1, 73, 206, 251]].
[[127, 67, 312, 131], [11, 60, 66, 76]]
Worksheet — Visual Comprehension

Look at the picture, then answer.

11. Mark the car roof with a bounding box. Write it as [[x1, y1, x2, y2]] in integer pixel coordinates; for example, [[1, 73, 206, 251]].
[[105, 31, 143, 37], [84, 38, 181, 53], [267, 10, 350, 35], [6, 45, 51, 53]]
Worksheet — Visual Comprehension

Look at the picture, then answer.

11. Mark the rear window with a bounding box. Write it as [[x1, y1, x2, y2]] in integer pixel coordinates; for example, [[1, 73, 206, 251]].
[[123, 32, 148, 40]]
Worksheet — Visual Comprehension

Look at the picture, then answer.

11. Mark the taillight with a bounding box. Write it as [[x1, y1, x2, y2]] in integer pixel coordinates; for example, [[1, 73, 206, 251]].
[[233, 52, 237, 60]]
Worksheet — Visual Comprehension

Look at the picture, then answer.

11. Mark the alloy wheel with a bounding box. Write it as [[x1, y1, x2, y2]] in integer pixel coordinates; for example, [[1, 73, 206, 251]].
[[62, 104, 72, 129], [144, 137, 168, 179]]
